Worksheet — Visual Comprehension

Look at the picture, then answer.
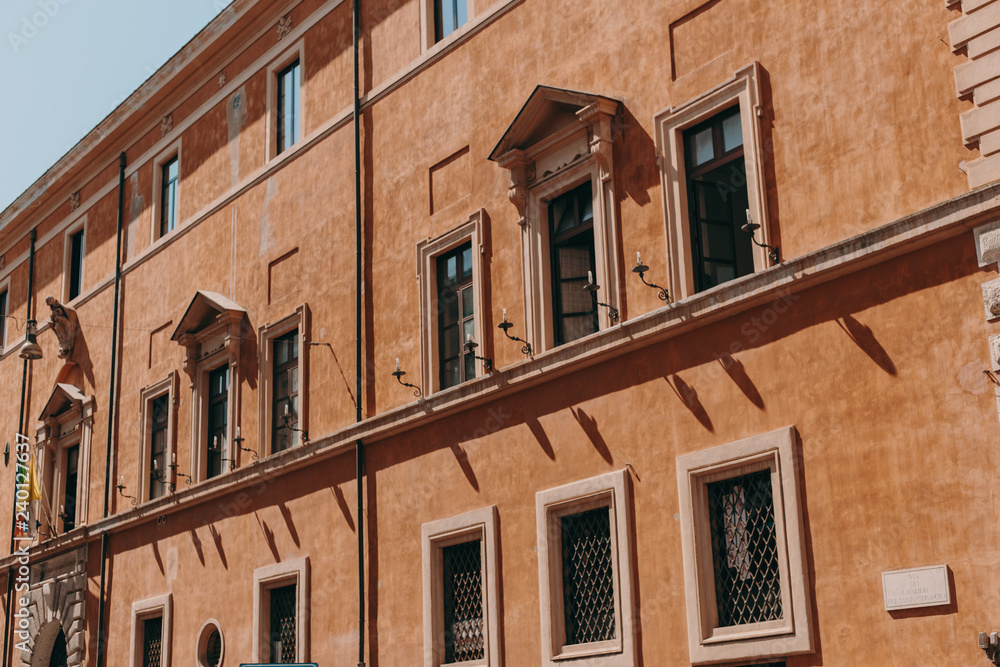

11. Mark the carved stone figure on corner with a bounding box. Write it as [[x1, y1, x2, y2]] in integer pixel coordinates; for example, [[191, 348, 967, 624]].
[[46, 296, 79, 360]]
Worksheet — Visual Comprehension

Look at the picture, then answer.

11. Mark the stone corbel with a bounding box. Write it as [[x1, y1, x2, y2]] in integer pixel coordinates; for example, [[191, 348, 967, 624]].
[[497, 149, 534, 226], [578, 100, 619, 183], [177, 336, 199, 384], [45, 296, 79, 360]]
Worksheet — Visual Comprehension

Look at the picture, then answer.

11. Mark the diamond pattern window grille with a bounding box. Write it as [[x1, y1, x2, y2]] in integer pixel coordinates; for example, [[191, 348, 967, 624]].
[[269, 584, 297, 663], [205, 628, 222, 667], [560, 506, 616, 645], [442, 539, 485, 662], [142, 617, 163, 667], [707, 469, 782, 627]]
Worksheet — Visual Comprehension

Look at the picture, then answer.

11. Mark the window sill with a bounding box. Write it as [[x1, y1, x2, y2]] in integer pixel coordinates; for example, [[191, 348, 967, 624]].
[[552, 639, 621, 660]]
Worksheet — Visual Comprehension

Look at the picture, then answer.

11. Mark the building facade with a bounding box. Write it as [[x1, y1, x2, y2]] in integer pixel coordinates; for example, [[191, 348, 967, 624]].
[[0, 0, 999, 665]]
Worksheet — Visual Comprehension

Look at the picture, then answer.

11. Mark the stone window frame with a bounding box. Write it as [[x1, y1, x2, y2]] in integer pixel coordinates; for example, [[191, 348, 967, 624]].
[[416, 210, 488, 394], [36, 387, 95, 535], [252, 556, 310, 662], [257, 304, 310, 458], [266, 40, 306, 162], [150, 138, 183, 243], [137, 373, 178, 503], [535, 469, 636, 667], [421, 505, 502, 667], [675, 426, 813, 665], [654, 62, 774, 301], [129, 593, 172, 667], [61, 214, 87, 305], [420, 0, 477, 52], [196, 618, 225, 667]]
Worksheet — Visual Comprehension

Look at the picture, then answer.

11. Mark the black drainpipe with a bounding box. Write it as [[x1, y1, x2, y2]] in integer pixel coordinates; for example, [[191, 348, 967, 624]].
[[96, 151, 126, 667], [353, 0, 366, 664], [2, 228, 36, 667]]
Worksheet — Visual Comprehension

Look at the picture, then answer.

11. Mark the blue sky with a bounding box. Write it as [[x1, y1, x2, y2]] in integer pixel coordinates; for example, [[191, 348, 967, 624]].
[[0, 0, 228, 212]]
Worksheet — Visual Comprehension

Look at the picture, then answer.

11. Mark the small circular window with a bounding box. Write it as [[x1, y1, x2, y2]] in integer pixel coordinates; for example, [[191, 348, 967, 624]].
[[197, 620, 224, 667]]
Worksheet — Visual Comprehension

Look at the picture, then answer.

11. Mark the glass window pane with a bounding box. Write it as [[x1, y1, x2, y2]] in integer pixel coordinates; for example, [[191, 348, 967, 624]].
[[464, 352, 476, 382], [561, 315, 597, 343], [722, 112, 743, 152], [560, 279, 592, 315], [443, 326, 460, 360], [462, 246, 472, 278], [689, 127, 714, 167], [456, 0, 468, 29], [442, 292, 459, 325], [700, 223, 735, 261], [696, 182, 730, 222], [463, 319, 475, 344], [578, 187, 593, 224], [442, 359, 460, 388], [461, 287, 474, 318], [557, 246, 590, 280]]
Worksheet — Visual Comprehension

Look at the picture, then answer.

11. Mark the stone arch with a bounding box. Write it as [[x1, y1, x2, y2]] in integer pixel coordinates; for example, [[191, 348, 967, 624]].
[[18, 547, 87, 667], [29, 622, 67, 667]]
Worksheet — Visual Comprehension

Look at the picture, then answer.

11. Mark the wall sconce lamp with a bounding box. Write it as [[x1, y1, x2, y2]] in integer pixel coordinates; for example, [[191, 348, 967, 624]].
[[464, 336, 492, 372], [498, 309, 532, 356], [234, 426, 258, 464], [116, 476, 138, 507], [979, 631, 1000, 665], [3, 443, 8, 467], [168, 452, 193, 489], [210, 436, 236, 471], [280, 404, 309, 443], [584, 271, 620, 324], [742, 210, 779, 263], [632, 252, 670, 302], [19, 319, 43, 361], [391, 358, 422, 397]]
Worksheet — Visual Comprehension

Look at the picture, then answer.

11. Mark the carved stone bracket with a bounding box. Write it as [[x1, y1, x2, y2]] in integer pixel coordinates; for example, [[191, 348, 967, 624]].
[[69, 192, 80, 211], [277, 14, 293, 39], [497, 149, 534, 227], [161, 114, 173, 137], [46, 296, 78, 360], [578, 100, 618, 183]]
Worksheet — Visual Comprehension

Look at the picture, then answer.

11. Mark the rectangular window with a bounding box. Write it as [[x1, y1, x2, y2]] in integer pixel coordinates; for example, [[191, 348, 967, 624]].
[[0, 288, 8, 350], [272, 329, 299, 453], [68, 228, 84, 300], [435, 0, 468, 42], [683, 107, 753, 292], [207, 365, 228, 479], [160, 157, 178, 237], [549, 182, 598, 346], [62, 444, 79, 532], [437, 242, 476, 389], [149, 394, 169, 499], [269, 584, 297, 663], [142, 616, 163, 667], [276, 60, 301, 154], [442, 539, 485, 662]]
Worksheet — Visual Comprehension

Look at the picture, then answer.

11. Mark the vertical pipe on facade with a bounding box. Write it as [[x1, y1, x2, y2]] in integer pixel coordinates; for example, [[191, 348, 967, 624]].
[[96, 151, 126, 667], [2, 229, 36, 667], [353, 0, 366, 664]]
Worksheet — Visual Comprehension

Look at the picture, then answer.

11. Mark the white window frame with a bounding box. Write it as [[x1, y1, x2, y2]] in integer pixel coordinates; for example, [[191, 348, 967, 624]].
[[535, 469, 635, 667], [416, 210, 488, 394], [62, 215, 87, 304], [654, 62, 773, 301], [252, 556, 310, 662], [258, 304, 309, 458], [0, 276, 10, 354], [675, 426, 813, 665], [421, 505, 501, 667], [137, 374, 177, 502], [420, 0, 476, 51], [150, 139, 183, 242], [266, 40, 306, 162], [129, 593, 172, 667]]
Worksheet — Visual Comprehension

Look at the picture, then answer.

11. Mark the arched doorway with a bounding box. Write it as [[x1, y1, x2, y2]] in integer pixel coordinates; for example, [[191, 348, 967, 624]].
[[29, 621, 67, 667]]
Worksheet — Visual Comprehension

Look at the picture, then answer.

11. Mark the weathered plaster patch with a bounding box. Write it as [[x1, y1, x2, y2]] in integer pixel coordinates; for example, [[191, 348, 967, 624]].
[[166, 545, 179, 586], [226, 86, 249, 188], [259, 177, 278, 256], [959, 360, 990, 395]]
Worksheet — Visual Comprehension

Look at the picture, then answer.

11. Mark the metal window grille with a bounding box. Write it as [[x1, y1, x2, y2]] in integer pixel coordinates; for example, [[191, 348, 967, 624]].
[[269, 584, 297, 663], [707, 469, 782, 627], [442, 539, 485, 663], [560, 506, 616, 645], [205, 628, 222, 667], [142, 616, 163, 667]]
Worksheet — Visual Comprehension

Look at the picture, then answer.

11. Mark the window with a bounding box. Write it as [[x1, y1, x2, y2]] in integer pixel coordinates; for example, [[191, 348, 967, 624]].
[[259, 305, 308, 457], [489, 88, 623, 353], [535, 470, 635, 666], [206, 365, 229, 479], [197, 620, 225, 667], [130, 594, 171, 667], [138, 375, 176, 502], [676, 426, 813, 665], [549, 182, 598, 345], [422, 506, 501, 667], [437, 242, 476, 389], [435, 0, 468, 42], [160, 156, 179, 237], [655, 62, 774, 300], [252, 557, 310, 663], [36, 384, 94, 535], [149, 395, 169, 499], [417, 211, 487, 394], [683, 108, 754, 292], [0, 285, 8, 352], [276, 60, 300, 154], [60, 444, 79, 532], [64, 223, 85, 302]]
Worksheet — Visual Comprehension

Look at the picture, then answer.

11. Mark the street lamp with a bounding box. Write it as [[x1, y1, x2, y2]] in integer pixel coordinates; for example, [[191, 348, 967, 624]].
[[18, 319, 42, 361]]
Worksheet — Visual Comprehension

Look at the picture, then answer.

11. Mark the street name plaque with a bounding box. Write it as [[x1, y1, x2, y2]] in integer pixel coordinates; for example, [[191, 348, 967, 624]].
[[881, 564, 950, 611]]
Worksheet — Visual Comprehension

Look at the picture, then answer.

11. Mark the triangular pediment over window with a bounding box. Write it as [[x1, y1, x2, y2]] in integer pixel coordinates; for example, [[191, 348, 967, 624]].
[[39, 383, 86, 422], [171, 291, 247, 341], [488, 86, 620, 161]]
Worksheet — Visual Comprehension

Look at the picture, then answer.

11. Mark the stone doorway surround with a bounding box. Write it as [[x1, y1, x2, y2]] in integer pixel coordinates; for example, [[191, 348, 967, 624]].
[[18, 545, 87, 667]]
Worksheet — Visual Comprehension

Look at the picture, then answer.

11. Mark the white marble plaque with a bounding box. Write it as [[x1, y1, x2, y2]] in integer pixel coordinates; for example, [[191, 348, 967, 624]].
[[882, 564, 950, 611]]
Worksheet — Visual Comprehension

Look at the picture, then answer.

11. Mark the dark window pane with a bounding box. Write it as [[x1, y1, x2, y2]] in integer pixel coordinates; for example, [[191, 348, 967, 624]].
[[207, 365, 228, 478], [269, 584, 297, 663], [561, 507, 616, 645], [277, 61, 300, 154], [437, 242, 474, 388], [443, 540, 484, 662], [150, 394, 169, 500], [205, 629, 222, 667], [62, 445, 79, 531], [68, 230, 84, 300], [143, 617, 162, 667], [434, 0, 468, 41], [273, 329, 299, 453], [160, 157, 178, 237], [0, 290, 7, 347]]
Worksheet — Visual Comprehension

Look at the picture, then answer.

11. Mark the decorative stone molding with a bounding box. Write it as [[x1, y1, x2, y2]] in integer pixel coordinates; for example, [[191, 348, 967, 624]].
[[949, 0, 1000, 188], [160, 114, 173, 137], [69, 192, 80, 212], [496, 149, 532, 226], [18, 546, 88, 667], [277, 14, 293, 39], [218, 71, 227, 88]]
